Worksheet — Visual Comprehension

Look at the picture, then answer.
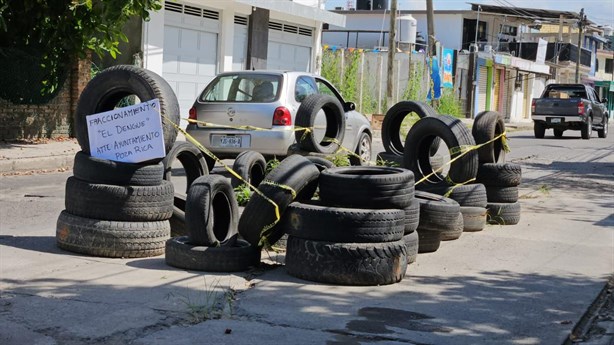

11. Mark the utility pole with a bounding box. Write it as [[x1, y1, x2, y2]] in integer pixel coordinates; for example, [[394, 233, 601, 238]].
[[426, 0, 437, 107], [386, 0, 397, 109], [575, 8, 585, 83]]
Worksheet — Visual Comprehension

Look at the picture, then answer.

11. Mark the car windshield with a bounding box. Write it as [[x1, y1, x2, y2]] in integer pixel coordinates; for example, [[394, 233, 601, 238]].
[[199, 74, 282, 103]]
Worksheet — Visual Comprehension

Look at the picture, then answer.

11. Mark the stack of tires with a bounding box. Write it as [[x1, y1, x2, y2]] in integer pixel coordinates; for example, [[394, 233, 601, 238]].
[[471, 111, 522, 226], [165, 175, 261, 272], [272, 164, 417, 286], [56, 65, 180, 258], [402, 113, 480, 243]]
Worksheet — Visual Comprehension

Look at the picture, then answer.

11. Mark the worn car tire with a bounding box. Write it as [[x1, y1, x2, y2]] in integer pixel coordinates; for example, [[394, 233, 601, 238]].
[[486, 185, 519, 203], [418, 183, 487, 207], [476, 163, 522, 187], [381, 101, 438, 155], [238, 155, 320, 248], [162, 141, 209, 195], [305, 156, 335, 171], [186, 175, 238, 247], [56, 210, 169, 258], [169, 195, 187, 237], [486, 202, 521, 225], [73, 151, 164, 186], [279, 200, 405, 243], [534, 122, 546, 139], [298, 156, 335, 201], [75, 65, 179, 157], [295, 94, 345, 154], [597, 117, 608, 138], [581, 116, 592, 140], [417, 230, 441, 253], [285, 236, 407, 286], [460, 206, 487, 232], [403, 114, 478, 187], [415, 190, 461, 232], [472, 111, 506, 163], [165, 236, 260, 272], [231, 151, 267, 188], [403, 231, 419, 264], [65, 177, 174, 221], [440, 213, 464, 241], [319, 166, 414, 209], [403, 198, 420, 234]]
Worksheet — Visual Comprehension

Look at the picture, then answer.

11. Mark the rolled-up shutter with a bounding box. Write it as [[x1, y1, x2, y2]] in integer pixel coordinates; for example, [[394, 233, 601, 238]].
[[478, 66, 488, 112]]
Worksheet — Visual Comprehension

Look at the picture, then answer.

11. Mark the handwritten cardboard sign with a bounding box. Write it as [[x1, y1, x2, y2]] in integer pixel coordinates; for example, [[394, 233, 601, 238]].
[[87, 99, 165, 163]]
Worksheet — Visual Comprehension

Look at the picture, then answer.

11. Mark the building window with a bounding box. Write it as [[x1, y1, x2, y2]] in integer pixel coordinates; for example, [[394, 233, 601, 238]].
[[606, 59, 614, 74]]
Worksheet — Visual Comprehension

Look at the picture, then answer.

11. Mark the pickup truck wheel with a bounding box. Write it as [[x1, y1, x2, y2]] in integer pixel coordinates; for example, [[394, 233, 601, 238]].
[[598, 118, 608, 138], [553, 129, 564, 138], [581, 116, 592, 140], [534, 122, 545, 139]]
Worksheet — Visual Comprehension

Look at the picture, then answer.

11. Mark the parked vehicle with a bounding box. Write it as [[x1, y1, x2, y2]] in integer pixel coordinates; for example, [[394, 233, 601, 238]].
[[186, 71, 372, 164], [531, 84, 609, 139]]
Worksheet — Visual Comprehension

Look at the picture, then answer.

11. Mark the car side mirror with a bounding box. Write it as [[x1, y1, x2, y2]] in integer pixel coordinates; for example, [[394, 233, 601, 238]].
[[345, 102, 356, 111]]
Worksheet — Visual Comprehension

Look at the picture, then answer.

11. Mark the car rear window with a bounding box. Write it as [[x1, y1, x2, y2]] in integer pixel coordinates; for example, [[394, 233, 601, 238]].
[[545, 86, 587, 99], [199, 74, 282, 103]]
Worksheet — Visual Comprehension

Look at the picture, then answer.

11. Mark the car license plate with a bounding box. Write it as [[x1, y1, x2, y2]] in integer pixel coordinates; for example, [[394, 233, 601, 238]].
[[220, 136, 241, 148], [550, 118, 561, 124]]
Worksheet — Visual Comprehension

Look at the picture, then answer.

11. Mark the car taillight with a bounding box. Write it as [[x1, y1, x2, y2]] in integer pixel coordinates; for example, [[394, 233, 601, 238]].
[[188, 107, 197, 121], [531, 99, 536, 114], [273, 107, 291, 126], [577, 101, 585, 115]]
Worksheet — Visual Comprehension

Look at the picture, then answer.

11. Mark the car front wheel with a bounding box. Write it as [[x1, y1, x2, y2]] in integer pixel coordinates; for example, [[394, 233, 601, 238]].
[[350, 132, 372, 166]]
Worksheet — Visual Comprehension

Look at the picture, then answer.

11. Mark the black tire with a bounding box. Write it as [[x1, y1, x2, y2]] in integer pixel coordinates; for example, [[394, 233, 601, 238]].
[[534, 122, 545, 139], [403, 231, 419, 264], [417, 230, 441, 253], [476, 163, 522, 187], [581, 116, 592, 140], [349, 132, 372, 166], [486, 185, 519, 203], [285, 236, 407, 286], [376, 151, 403, 167], [460, 206, 487, 232], [598, 117, 608, 138], [403, 198, 420, 234], [165, 236, 260, 272], [73, 151, 164, 186], [169, 195, 187, 237], [418, 183, 487, 207], [472, 111, 506, 163], [381, 101, 437, 155], [305, 156, 336, 171], [186, 175, 238, 247], [162, 142, 209, 194], [299, 156, 335, 202], [403, 114, 478, 187], [238, 155, 320, 248], [65, 177, 174, 221], [487, 202, 521, 225], [295, 94, 345, 154], [553, 128, 564, 138], [231, 151, 267, 188], [319, 166, 415, 209], [279, 201, 405, 243], [75, 65, 180, 157], [415, 190, 461, 232], [440, 213, 464, 241], [56, 210, 169, 258]]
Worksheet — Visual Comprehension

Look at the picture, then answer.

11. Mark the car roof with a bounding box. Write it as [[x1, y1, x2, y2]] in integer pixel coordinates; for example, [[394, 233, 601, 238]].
[[215, 70, 318, 78]]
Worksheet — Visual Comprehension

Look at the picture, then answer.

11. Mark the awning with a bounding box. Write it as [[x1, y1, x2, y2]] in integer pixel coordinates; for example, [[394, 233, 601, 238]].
[[595, 81, 614, 92], [236, 0, 346, 27]]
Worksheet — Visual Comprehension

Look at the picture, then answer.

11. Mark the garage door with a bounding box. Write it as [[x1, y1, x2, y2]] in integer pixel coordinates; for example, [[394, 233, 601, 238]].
[[163, 2, 219, 119], [267, 21, 313, 71], [233, 16, 248, 71]]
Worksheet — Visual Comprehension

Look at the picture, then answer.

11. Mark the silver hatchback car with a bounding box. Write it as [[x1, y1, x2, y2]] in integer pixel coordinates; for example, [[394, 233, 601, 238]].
[[186, 71, 372, 165]]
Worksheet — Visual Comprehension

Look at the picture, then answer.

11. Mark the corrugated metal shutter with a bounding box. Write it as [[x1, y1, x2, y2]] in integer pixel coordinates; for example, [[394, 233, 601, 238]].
[[493, 69, 500, 112], [501, 70, 511, 120], [478, 66, 488, 113]]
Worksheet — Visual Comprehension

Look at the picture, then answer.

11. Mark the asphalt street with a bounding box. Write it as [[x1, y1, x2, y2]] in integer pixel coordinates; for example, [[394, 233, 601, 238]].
[[0, 129, 613, 345]]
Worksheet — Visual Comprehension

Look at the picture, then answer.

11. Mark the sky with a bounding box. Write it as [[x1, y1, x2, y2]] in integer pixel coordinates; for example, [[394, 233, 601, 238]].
[[324, 0, 614, 26]]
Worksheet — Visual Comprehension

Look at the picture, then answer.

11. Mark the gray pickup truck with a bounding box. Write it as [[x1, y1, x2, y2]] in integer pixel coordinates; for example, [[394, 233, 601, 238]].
[[531, 84, 609, 139]]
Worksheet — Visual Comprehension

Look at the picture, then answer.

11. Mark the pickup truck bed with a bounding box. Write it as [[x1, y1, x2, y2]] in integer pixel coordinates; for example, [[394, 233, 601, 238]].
[[531, 84, 609, 139]]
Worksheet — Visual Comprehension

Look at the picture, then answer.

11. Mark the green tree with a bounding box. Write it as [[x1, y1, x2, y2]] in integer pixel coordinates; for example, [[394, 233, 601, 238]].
[[0, 0, 162, 103]]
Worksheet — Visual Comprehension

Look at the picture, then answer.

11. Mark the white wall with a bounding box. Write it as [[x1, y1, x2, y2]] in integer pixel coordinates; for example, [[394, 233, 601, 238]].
[[322, 12, 463, 51]]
